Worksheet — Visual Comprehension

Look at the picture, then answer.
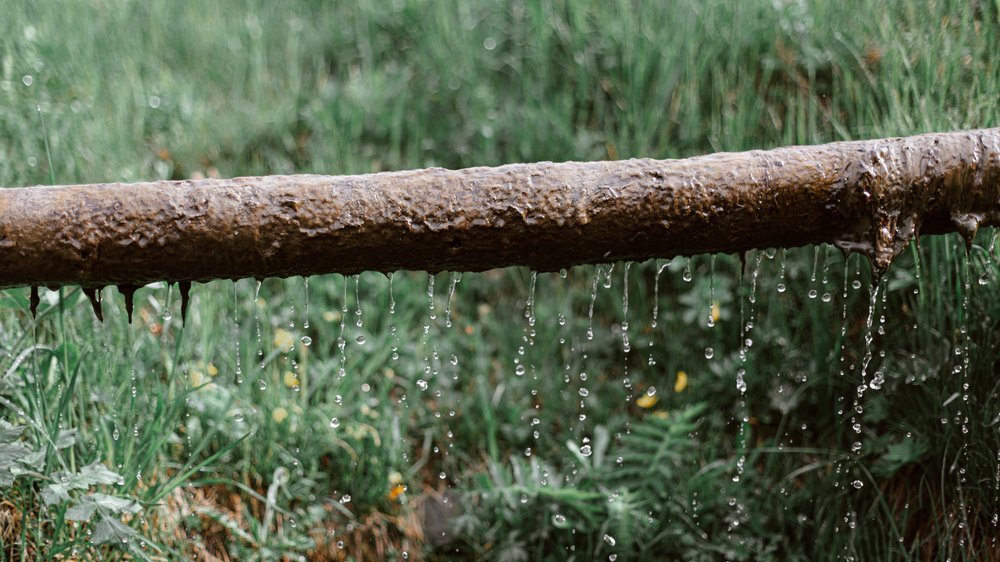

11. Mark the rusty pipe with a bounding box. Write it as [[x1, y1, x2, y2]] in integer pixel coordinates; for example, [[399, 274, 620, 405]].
[[0, 129, 997, 297]]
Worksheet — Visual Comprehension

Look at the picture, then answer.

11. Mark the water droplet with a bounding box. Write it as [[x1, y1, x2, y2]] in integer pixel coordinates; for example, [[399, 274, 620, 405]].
[[439, 471, 447, 480], [808, 289, 818, 299], [704, 347, 714, 359], [329, 418, 341, 428], [450, 354, 459, 366], [417, 380, 428, 391], [301, 335, 312, 346], [257, 379, 267, 390], [645, 386, 656, 397], [776, 283, 786, 293], [579, 388, 589, 397], [580, 444, 592, 456], [355, 335, 366, 345], [514, 364, 526, 376], [852, 480, 864, 489], [22, 75, 33, 87], [552, 514, 567, 526], [603, 534, 616, 547], [340, 494, 351, 504], [852, 279, 862, 290]]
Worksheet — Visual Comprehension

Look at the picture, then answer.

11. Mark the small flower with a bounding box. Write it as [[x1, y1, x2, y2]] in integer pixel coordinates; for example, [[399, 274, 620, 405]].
[[711, 302, 721, 323], [273, 329, 295, 351], [636, 393, 658, 409], [283, 370, 299, 388], [272, 407, 289, 424], [206, 362, 218, 377], [388, 484, 407, 501], [190, 370, 206, 387], [674, 371, 688, 393]]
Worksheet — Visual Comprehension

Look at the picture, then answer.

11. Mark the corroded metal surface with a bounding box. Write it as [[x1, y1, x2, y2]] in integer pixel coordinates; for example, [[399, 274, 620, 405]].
[[0, 128, 997, 292]]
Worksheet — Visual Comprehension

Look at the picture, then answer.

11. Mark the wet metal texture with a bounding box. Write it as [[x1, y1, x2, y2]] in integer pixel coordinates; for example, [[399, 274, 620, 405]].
[[0, 128, 997, 289]]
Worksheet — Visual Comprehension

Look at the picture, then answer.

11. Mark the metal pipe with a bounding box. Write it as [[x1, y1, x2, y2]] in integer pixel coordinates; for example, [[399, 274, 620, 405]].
[[1, 128, 997, 296]]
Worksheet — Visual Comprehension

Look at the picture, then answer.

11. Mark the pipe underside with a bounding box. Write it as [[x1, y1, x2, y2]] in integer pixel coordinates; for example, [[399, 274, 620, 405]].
[[0, 128, 998, 295]]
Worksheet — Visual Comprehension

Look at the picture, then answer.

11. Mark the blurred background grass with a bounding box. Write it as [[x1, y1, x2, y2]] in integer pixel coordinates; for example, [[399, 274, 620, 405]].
[[0, 0, 998, 560]]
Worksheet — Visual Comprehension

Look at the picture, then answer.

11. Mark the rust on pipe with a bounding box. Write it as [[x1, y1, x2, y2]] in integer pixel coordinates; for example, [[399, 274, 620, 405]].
[[0, 128, 997, 293]]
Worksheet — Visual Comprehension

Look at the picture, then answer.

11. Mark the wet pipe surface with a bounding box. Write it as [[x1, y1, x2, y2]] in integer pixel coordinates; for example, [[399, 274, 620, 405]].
[[0, 128, 998, 321]]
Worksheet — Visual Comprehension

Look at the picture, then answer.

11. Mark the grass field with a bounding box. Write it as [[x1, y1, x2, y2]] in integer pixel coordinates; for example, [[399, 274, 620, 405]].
[[1, 0, 999, 560]]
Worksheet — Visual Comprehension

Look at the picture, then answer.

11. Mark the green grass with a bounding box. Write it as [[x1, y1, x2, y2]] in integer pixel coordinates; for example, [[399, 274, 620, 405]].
[[1, 0, 999, 560]]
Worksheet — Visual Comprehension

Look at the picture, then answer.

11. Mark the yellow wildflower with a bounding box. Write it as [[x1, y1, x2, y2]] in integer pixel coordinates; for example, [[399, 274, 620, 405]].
[[388, 484, 407, 501], [711, 302, 721, 323], [674, 371, 688, 393], [273, 328, 295, 351], [206, 362, 218, 377], [272, 407, 289, 424], [636, 393, 658, 409], [190, 370, 206, 387], [283, 370, 300, 388]]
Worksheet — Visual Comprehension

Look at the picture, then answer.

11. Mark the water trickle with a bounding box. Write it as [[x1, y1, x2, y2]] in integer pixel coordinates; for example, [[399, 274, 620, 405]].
[[980, 230, 998, 285], [647, 259, 670, 366], [776, 248, 787, 293], [300, 276, 310, 330], [444, 272, 462, 328], [682, 257, 693, 282], [337, 277, 348, 379], [602, 263, 615, 289], [353, 274, 364, 329], [427, 274, 436, 321], [848, 273, 882, 455], [388, 273, 399, 361], [586, 266, 601, 341], [254, 280, 264, 368], [162, 283, 173, 321], [621, 263, 631, 354], [808, 246, 820, 299], [734, 251, 763, 482], [232, 281, 243, 384]]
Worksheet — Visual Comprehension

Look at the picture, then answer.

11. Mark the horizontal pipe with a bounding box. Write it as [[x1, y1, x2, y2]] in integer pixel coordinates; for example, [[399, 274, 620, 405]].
[[0, 129, 998, 295]]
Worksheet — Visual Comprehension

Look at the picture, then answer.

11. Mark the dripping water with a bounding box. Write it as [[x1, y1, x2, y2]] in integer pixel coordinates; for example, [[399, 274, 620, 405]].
[[647, 259, 670, 366], [233, 281, 243, 385], [388, 273, 399, 361], [254, 280, 264, 369], [733, 251, 763, 483], [444, 272, 462, 329], [586, 266, 602, 341]]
